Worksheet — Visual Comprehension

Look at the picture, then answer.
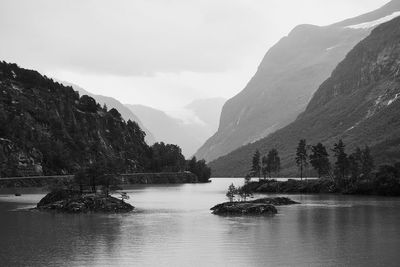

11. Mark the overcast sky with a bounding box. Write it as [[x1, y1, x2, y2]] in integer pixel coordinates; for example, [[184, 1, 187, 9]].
[[0, 0, 390, 111]]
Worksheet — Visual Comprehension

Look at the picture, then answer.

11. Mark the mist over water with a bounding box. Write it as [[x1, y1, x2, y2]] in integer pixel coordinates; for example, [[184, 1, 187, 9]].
[[1, 178, 400, 266]]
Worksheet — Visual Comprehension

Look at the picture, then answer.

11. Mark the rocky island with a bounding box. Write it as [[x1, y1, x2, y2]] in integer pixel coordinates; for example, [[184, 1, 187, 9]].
[[36, 189, 134, 213], [211, 197, 299, 216]]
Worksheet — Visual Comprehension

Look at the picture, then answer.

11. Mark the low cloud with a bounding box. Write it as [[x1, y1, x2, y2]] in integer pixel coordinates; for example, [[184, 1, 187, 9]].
[[0, 0, 390, 110]]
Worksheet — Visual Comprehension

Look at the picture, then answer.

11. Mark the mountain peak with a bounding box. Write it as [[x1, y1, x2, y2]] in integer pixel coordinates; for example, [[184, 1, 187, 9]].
[[194, 0, 400, 163], [209, 14, 400, 177], [332, 0, 400, 27]]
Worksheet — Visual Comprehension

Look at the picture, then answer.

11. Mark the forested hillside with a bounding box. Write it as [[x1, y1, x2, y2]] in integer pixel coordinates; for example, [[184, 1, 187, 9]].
[[0, 62, 210, 182], [63, 81, 156, 145], [0, 61, 152, 176]]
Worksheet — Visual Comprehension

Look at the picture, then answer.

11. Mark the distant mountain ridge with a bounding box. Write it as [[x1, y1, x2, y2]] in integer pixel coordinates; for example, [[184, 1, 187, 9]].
[[59, 82, 225, 157], [126, 97, 225, 157], [195, 0, 400, 163], [208, 15, 400, 177]]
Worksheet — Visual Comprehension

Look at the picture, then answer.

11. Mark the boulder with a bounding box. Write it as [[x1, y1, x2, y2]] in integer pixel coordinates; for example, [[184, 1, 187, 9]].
[[37, 189, 81, 207]]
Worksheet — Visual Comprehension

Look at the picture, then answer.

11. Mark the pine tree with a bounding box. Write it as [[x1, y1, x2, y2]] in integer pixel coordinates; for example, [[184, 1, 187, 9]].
[[296, 139, 308, 180], [332, 139, 349, 185], [251, 150, 261, 178], [226, 183, 237, 202], [309, 143, 330, 178], [268, 149, 280, 177]]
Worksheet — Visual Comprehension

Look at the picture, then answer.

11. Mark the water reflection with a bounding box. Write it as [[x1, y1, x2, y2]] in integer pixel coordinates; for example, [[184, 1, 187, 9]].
[[1, 178, 400, 266]]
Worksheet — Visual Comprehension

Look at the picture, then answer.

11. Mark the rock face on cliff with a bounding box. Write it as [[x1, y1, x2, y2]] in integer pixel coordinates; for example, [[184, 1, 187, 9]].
[[0, 61, 150, 177], [195, 0, 400, 163], [209, 15, 400, 177], [37, 190, 134, 213]]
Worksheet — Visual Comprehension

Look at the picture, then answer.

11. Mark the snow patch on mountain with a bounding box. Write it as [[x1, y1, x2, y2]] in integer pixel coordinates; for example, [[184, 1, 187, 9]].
[[346, 121, 361, 132], [11, 83, 22, 93], [387, 93, 400, 106], [235, 107, 247, 126], [326, 45, 340, 51], [346, 11, 400, 29]]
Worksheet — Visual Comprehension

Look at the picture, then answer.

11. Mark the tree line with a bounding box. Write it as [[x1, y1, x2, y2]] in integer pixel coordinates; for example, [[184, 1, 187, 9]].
[[249, 139, 374, 183], [243, 138, 400, 196], [250, 149, 281, 179], [294, 139, 374, 186], [72, 145, 211, 195]]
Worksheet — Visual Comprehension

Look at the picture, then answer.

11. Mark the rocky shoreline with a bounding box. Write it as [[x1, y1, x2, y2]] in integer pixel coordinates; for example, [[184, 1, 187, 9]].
[[0, 172, 201, 189], [242, 177, 400, 196], [243, 179, 337, 194], [211, 197, 299, 216], [36, 189, 134, 213]]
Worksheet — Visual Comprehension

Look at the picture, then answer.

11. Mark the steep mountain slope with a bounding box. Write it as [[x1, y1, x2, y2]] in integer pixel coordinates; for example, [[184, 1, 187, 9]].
[[126, 102, 225, 158], [195, 0, 400, 162], [209, 16, 400, 177], [0, 61, 150, 177], [60, 81, 156, 145]]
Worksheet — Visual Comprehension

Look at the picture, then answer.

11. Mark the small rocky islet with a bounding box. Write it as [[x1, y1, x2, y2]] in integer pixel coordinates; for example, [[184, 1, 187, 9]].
[[36, 189, 134, 213], [36, 190, 299, 215], [210, 197, 300, 216]]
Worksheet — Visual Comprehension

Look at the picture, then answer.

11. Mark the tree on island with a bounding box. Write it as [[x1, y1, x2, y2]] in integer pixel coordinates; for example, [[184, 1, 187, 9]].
[[237, 186, 252, 201], [295, 139, 308, 180], [225, 182, 253, 202], [226, 183, 237, 202], [73, 153, 123, 195], [119, 192, 130, 203], [251, 150, 261, 179], [309, 143, 330, 178], [264, 149, 281, 178]]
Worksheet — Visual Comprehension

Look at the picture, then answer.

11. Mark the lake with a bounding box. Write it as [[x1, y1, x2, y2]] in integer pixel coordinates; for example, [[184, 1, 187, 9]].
[[1, 178, 400, 266]]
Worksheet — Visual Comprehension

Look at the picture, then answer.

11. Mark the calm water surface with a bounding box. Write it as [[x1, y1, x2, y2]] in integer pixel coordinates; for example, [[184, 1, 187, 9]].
[[1, 178, 400, 267]]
